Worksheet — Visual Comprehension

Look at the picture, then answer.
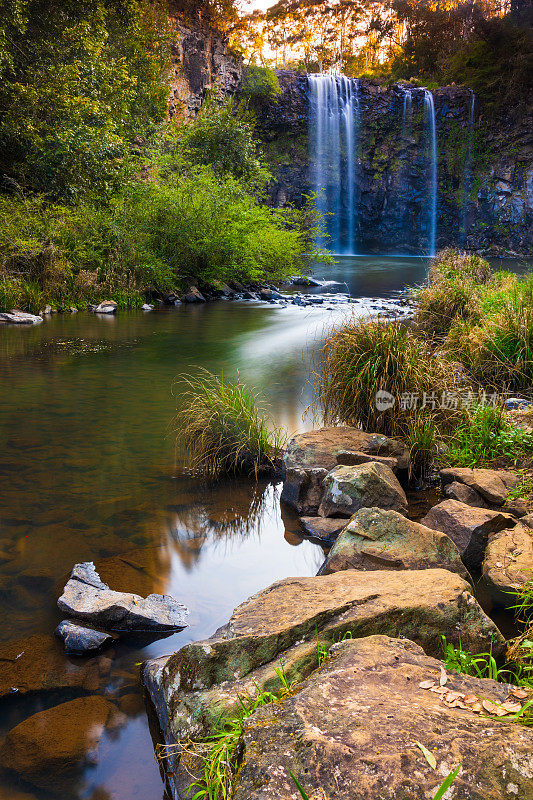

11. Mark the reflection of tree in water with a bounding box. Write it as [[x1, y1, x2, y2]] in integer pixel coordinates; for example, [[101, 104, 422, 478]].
[[166, 479, 279, 570]]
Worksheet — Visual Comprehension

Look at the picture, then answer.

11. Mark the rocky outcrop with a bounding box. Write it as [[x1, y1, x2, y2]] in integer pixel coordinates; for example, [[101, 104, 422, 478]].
[[233, 636, 533, 800], [420, 499, 516, 570], [318, 462, 408, 517], [57, 561, 188, 632], [480, 523, 533, 607], [168, 13, 242, 121], [258, 74, 533, 255], [440, 467, 519, 506], [281, 427, 409, 514], [319, 507, 469, 580]]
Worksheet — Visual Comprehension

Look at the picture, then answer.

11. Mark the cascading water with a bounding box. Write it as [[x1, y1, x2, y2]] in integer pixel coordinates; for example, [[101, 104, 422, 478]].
[[309, 74, 360, 255], [460, 91, 475, 246], [423, 89, 438, 258]]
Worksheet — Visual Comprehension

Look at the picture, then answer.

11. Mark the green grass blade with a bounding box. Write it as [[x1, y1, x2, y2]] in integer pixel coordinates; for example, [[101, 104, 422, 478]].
[[432, 765, 461, 800]]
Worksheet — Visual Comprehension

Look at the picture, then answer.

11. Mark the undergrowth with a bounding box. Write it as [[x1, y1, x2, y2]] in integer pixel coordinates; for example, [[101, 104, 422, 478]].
[[443, 404, 533, 468]]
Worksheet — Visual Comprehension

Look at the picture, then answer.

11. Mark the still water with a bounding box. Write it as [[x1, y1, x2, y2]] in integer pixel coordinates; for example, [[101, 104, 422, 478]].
[[0, 256, 528, 799]]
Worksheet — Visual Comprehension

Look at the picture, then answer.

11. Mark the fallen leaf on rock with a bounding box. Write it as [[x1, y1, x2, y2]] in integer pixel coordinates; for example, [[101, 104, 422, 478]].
[[430, 686, 448, 695], [439, 666, 448, 687], [419, 680, 435, 689], [472, 702, 483, 713], [500, 700, 523, 713], [415, 741, 437, 770], [482, 699, 508, 717], [510, 688, 528, 699], [463, 694, 478, 704]]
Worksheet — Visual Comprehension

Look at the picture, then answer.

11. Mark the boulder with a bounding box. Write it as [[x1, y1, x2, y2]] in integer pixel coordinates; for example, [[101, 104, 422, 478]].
[[291, 275, 322, 287], [148, 569, 503, 732], [141, 303, 153, 311], [55, 620, 114, 655], [0, 696, 116, 791], [259, 287, 282, 301], [182, 286, 206, 303], [57, 561, 188, 632], [444, 480, 487, 507], [298, 516, 346, 543], [480, 523, 533, 607], [420, 499, 516, 570], [232, 636, 533, 800], [318, 462, 408, 518], [0, 633, 107, 699], [440, 467, 519, 506], [281, 427, 409, 514], [0, 311, 43, 325], [319, 507, 470, 581], [94, 300, 117, 314]]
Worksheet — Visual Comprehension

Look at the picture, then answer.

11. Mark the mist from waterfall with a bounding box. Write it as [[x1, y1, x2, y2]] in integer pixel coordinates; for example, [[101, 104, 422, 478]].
[[424, 89, 438, 257], [309, 74, 360, 255]]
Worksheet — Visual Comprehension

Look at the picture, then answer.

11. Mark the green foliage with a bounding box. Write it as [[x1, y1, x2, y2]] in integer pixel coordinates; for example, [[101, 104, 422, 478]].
[[442, 635, 501, 681], [0, 0, 171, 198], [444, 404, 533, 468], [314, 317, 457, 438], [240, 65, 281, 106], [173, 370, 287, 478]]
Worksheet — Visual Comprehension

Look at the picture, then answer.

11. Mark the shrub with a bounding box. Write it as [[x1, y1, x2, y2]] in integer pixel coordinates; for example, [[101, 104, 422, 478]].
[[314, 317, 458, 437], [173, 370, 286, 478], [443, 404, 533, 468], [240, 65, 281, 106]]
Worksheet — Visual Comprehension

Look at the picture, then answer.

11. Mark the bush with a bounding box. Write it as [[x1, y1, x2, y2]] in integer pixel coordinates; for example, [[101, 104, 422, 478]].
[[443, 404, 533, 468], [173, 370, 286, 478], [314, 317, 458, 437], [240, 65, 281, 106]]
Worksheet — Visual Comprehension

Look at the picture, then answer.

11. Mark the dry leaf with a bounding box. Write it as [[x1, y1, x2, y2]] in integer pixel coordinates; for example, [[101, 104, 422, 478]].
[[439, 666, 448, 687], [510, 688, 528, 699], [472, 702, 483, 713], [430, 686, 448, 695], [419, 680, 435, 689], [500, 701, 523, 714], [463, 694, 478, 704], [415, 741, 437, 770], [482, 699, 508, 717], [444, 691, 463, 702]]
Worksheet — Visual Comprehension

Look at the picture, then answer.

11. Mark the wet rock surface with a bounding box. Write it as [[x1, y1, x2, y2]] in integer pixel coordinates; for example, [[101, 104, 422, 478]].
[[233, 636, 533, 800], [58, 561, 188, 632], [480, 523, 533, 607], [420, 499, 516, 570], [55, 620, 115, 654], [319, 462, 408, 517], [319, 507, 469, 580], [298, 516, 346, 543]]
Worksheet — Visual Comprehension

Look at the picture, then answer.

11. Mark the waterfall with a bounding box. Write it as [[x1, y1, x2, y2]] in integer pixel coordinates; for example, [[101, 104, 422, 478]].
[[423, 90, 438, 258], [309, 74, 360, 255], [401, 88, 412, 141], [460, 91, 475, 246]]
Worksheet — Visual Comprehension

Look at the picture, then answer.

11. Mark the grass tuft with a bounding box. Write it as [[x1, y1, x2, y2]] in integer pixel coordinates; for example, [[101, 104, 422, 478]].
[[443, 404, 533, 468], [173, 370, 286, 479]]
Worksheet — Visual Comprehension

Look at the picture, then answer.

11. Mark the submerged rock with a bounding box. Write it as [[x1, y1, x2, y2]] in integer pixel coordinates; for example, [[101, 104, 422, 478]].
[[0, 633, 106, 699], [232, 636, 533, 800], [421, 499, 516, 570], [319, 507, 470, 580], [55, 620, 114, 655], [0, 311, 43, 325], [440, 467, 519, 506], [281, 427, 409, 514], [319, 462, 408, 517], [57, 561, 188, 632], [298, 516, 346, 543], [480, 523, 533, 607], [0, 696, 117, 791]]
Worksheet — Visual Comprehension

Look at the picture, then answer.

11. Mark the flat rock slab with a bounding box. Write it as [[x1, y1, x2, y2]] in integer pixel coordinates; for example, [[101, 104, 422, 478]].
[[0, 696, 117, 791], [298, 516, 346, 543], [58, 561, 188, 632], [156, 569, 503, 701], [281, 427, 409, 514], [0, 633, 107, 699], [233, 636, 533, 800], [480, 523, 533, 607], [319, 507, 470, 581], [55, 620, 114, 654], [420, 499, 516, 570], [319, 462, 407, 517], [0, 311, 43, 325], [440, 467, 519, 505]]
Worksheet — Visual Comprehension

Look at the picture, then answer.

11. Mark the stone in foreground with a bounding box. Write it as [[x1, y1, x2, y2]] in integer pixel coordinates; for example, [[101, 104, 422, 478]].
[[0, 311, 43, 325], [319, 462, 407, 517], [440, 467, 519, 505], [281, 427, 409, 514], [298, 516, 346, 543], [55, 620, 114, 654], [420, 499, 516, 570], [0, 696, 117, 791], [480, 523, 533, 607], [58, 561, 188, 631], [233, 636, 533, 800], [319, 507, 470, 581]]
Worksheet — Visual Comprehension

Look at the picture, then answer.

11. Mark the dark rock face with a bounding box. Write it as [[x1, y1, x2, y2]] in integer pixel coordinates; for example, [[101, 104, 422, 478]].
[[257, 73, 532, 256], [55, 620, 114, 655], [168, 15, 242, 121]]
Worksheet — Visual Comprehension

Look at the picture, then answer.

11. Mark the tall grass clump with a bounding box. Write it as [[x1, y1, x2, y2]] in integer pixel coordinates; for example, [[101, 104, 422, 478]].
[[443, 404, 533, 468], [174, 370, 286, 479], [426, 248, 492, 286], [314, 317, 458, 437]]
